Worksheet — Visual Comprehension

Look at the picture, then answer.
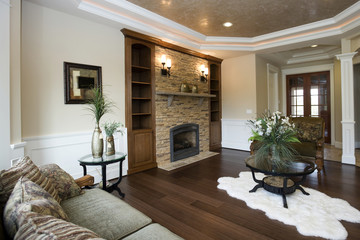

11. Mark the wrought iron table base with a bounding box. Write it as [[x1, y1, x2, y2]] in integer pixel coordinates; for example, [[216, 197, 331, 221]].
[[81, 161, 125, 198], [249, 170, 310, 208]]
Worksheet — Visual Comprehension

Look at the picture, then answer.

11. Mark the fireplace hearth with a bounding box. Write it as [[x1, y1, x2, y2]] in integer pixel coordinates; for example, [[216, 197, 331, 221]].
[[170, 123, 199, 162]]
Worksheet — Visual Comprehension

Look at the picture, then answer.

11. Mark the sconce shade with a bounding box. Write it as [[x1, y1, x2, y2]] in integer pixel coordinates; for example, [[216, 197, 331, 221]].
[[161, 55, 166, 64], [200, 64, 205, 73], [166, 59, 172, 68], [204, 68, 209, 75]]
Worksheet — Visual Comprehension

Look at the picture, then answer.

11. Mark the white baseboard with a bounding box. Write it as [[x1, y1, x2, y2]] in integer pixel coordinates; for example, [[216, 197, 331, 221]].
[[23, 129, 128, 183], [222, 119, 252, 151]]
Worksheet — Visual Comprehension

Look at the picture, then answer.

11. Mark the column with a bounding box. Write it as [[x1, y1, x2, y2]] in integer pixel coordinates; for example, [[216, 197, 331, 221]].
[[336, 52, 357, 165]]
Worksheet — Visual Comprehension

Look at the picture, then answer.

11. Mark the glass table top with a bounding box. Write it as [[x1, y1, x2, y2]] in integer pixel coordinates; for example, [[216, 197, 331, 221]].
[[78, 152, 127, 165], [245, 155, 315, 176]]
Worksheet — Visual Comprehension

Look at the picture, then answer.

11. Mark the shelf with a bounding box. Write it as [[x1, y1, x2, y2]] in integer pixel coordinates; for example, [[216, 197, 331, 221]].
[[132, 65, 151, 71], [156, 91, 216, 106], [132, 113, 151, 116], [132, 81, 151, 85], [132, 97, 151, 100]]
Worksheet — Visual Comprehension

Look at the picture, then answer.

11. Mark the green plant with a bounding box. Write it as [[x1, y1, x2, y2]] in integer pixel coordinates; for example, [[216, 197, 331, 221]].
[[86, 87, 114, 125], [103, 121, 124, 136], [248, 111, 300, 168]]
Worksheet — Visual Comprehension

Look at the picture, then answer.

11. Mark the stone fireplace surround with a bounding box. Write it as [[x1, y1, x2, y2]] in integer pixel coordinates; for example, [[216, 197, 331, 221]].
[[155, 45, 210, 167]]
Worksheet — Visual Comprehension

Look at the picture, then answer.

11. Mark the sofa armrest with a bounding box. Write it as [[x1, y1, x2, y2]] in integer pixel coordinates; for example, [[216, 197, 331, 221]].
[[74, 175, 94, 188]]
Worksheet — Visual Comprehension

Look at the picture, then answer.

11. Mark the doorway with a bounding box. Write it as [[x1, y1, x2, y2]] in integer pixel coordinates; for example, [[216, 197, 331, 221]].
[[286, 71, 331, 143]]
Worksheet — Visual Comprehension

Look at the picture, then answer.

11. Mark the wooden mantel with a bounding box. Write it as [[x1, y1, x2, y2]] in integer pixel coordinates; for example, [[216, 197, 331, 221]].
[[156, 91, 216, 106]]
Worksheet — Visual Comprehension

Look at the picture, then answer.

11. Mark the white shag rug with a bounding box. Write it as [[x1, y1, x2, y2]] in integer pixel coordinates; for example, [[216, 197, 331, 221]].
[[217, 171, 360, 240]]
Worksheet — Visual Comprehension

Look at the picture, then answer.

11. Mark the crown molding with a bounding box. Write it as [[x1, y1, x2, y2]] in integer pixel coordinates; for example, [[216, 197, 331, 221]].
[[77, 0, 360, 52]]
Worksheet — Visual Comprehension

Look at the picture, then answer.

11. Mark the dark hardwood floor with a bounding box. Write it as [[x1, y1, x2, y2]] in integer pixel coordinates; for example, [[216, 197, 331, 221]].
[[112, 149, 360, 240]]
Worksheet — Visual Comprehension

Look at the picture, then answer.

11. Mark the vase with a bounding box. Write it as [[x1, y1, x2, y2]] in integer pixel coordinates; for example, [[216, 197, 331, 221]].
[[105, 135, 115, 156], [91, 123, 103, 158], [192, 84, 198, 93], [180, 82, 190, 92]]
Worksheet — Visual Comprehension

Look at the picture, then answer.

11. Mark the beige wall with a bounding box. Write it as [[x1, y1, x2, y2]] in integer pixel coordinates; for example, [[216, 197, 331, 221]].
[[221, 54, 257, 119], [334, 59, 342, 144], [21, 2, 125, 138], [255, 55, 268, 116], [351, 35, 360, 52]]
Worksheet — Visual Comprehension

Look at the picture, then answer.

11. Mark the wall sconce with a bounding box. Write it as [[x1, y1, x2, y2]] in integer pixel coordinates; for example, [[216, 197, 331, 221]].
[[200, 64, 208, 82], [161, 55, 171, 77]]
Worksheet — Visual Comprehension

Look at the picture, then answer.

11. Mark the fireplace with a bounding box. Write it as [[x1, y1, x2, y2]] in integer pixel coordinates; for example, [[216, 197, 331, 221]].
[[170, 123, 199, 162]]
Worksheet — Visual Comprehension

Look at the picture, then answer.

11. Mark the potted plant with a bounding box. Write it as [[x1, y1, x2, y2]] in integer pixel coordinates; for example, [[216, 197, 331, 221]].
[[248, 111, 300, 170], [103, 121, 124, 156], [86, 87, 113, 158]]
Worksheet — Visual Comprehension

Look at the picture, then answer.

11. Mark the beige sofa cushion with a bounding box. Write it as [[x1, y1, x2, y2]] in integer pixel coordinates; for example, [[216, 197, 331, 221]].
[[3, 177, 68, 238], [123, 223, 184, 240], [39, 164, 83, 201], [15, 211, 103, 240], [61, 188, 152, 240], [0, 156, 60, 213]]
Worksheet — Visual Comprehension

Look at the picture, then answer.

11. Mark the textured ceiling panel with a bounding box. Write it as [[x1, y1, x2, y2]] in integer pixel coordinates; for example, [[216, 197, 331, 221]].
[[127, 0, 358, 37]]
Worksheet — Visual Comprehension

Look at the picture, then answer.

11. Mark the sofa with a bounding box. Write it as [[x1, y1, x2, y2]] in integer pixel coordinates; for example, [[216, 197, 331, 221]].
[[250, 116, 325, 172], [0, 156, 183, 240]]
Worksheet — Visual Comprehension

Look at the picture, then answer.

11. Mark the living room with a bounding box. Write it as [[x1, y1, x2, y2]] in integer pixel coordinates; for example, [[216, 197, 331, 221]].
[[1, 0, 360, 239]]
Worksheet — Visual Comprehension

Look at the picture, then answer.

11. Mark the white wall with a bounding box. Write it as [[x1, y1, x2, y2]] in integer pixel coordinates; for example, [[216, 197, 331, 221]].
[[19, 1, 127, 179], [0, 0, 11, 170]]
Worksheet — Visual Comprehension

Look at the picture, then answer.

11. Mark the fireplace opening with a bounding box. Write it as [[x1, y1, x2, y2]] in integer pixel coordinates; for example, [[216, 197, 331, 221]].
[[170, 123, 199, 162]]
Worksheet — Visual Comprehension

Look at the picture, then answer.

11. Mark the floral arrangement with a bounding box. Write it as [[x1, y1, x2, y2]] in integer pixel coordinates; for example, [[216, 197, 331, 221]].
[[248, 111, 300, 169], [103, 121, 124, 136]]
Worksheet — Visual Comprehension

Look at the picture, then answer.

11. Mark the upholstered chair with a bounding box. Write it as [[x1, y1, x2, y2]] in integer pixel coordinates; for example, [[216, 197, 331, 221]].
[[250, 116, 325, 172], [289, 117, 325, 172]]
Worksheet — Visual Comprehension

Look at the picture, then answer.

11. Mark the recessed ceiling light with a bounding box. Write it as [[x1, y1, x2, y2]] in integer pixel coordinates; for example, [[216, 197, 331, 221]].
[[311, 44, 318, 48], [223, 22, 233, 27]]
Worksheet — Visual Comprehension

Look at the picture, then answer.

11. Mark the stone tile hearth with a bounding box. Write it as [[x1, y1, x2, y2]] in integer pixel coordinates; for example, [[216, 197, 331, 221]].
[[158, 151, 218, 171]]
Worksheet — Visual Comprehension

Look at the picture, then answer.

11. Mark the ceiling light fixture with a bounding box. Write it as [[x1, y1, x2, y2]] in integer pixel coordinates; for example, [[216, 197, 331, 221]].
[[223, 22, 233, 27], [311, 44, 318, 48]]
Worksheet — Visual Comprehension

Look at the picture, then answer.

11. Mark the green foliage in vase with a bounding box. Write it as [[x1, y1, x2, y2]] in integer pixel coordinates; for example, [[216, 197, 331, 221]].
[[248, 111, 300, 169], [86, 87, 114, 125], [103, 121, 124, 136]]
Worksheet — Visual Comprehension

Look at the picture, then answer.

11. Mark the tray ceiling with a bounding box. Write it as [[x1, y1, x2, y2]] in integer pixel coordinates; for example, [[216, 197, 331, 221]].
[[127, 0, 358, 37]]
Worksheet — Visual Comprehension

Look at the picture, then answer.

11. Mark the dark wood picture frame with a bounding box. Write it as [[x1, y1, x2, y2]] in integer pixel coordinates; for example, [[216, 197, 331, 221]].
[[64, 62, 102, 104]]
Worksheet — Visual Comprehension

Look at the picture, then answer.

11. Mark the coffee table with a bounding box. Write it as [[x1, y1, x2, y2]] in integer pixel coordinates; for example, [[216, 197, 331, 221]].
[[245, 155, 315, 208], [78, 152, 127, 197]]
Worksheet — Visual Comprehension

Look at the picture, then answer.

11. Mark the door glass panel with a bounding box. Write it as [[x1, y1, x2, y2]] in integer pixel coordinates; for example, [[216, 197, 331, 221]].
[[311, 106, 319, 116], [287, 71, 330, 143]]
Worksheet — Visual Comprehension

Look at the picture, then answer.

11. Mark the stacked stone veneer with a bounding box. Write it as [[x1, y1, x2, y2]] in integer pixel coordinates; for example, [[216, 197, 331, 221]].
[[155, 46, 210, 167]]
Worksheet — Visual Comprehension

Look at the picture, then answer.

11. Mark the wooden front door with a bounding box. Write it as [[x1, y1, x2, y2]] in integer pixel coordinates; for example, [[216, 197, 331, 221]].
[[286, 71, 331, 143]]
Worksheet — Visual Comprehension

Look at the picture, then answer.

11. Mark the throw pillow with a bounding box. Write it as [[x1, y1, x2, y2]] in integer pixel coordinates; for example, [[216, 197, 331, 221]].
[[3, 177, 68, 238], [0, 156, 60, 212], [39, 164, 83, 201], [15, 211, 104, 240]]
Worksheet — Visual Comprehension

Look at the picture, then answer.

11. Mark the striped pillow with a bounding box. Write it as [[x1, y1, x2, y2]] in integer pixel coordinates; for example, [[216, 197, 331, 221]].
[[3, 177, 68, 238], [0, 156, 60, 212], [15, 211, 104, 240]]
